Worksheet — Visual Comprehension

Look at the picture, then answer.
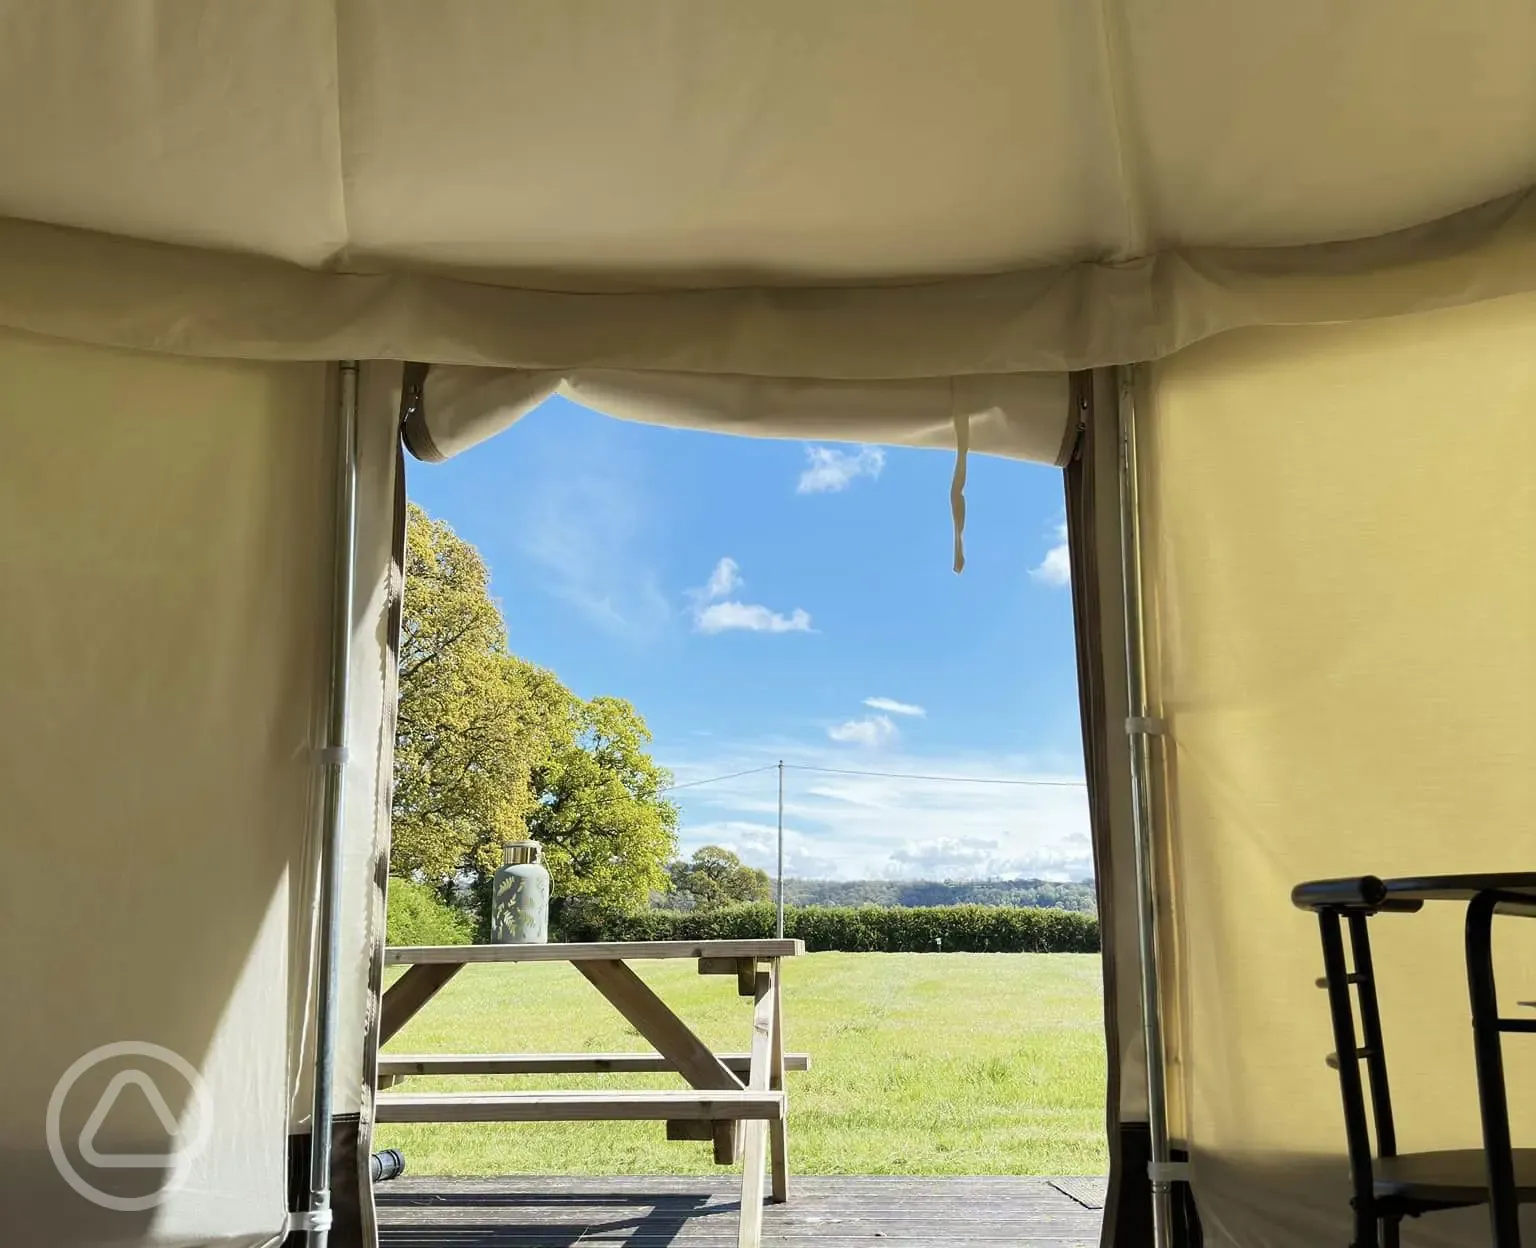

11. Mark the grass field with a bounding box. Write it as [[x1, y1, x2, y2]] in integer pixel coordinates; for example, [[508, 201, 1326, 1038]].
[[374, 952, 1107, 1177]]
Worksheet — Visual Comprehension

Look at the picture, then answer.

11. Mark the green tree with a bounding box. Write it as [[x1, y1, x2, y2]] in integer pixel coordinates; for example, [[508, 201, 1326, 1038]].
[[527, 696, 680, 918], [386, 878, 476, 946], [393, 505, 680, 931], [668, 845, 773, 911], [392, 505, 567, 885]]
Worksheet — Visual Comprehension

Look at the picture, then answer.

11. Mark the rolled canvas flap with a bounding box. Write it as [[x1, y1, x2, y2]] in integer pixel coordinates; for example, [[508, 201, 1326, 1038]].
[[408, 365, 1075, 465]]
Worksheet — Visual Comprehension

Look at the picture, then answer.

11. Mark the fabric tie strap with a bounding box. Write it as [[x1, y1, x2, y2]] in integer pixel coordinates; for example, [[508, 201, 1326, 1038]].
[[949, 409, 971, 574]]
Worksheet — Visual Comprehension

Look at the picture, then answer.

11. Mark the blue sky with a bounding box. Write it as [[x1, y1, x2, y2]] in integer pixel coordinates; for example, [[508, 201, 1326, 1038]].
[[406, 397, 1090, 881]]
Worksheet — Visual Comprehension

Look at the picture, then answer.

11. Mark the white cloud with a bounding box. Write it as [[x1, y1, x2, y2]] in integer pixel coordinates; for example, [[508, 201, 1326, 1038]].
[[827, 714, 899, 747], [796, 445, 886, 494], [696, 601, 813, 635], [661, 740, 1092, 882], [886, 837, 1085, 880], [703, 557, 741, 600], [678, 820, 848, 880], [689, 558, 812, 635], [1030, 521, 1072, 587], [863, 697, 926, 718]]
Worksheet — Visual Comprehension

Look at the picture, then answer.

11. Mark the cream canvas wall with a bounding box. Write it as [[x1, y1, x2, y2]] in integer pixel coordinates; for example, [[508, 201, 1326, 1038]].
[[0, 330, 340, 1245], [1139, 294, 1536, 1245]]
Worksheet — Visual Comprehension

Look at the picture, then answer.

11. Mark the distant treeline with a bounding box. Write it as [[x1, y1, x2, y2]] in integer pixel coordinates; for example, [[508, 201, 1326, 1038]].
[[565, 901, 1098, 954], [387, 877, 1102, 951], [782, 877, 1096, 912]]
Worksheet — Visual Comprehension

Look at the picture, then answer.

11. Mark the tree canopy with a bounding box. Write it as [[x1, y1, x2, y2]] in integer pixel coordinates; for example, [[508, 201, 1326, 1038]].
[[666, 845, 773, 911], [529, 696, 680, 912], [392, 505, 677, 920]]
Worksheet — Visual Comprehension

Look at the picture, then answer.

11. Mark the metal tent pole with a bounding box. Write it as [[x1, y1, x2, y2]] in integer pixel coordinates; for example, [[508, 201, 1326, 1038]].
[[1115, 366, 1175, 1248], [306, 361, 361, 1248], [776, 761, 785, 939]]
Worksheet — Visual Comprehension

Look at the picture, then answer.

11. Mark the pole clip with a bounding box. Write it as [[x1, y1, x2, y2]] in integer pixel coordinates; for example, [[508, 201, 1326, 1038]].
[[1147, 1160, 1190, 1184], [1125, 716, 1167, 736], [286, 1208, 334, 1233], [314, 746, 350, 767]]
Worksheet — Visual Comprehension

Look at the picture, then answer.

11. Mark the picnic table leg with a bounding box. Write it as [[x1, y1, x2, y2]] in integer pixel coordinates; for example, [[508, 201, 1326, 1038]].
[[737, 967, 775, 1248], [378, 962, 464, 1046], [574, 959, 746, 1162], [768, 959, 789, 1204]]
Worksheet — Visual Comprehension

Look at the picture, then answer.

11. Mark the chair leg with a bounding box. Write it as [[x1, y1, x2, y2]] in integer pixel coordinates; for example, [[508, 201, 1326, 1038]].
[[1319, 911, 1379, 1248], [1466, 890, 1522, 1248], [1380, 1213, 1400, 1248]]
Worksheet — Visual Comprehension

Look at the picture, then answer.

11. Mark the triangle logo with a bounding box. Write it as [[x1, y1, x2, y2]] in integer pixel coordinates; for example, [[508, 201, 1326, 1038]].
[[78, 1070, 184, 1169]]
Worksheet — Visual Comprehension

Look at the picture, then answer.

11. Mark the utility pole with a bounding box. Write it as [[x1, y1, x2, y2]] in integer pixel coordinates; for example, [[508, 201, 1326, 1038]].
[[776, 760, 785, 938]]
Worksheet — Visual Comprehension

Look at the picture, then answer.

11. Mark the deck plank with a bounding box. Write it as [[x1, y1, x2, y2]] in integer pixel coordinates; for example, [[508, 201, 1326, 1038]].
[[377, 1175, 1104, 1246]]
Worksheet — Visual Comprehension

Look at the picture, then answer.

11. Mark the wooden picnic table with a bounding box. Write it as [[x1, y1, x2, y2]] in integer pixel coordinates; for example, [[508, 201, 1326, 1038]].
[[374, 939, 805, 1248]]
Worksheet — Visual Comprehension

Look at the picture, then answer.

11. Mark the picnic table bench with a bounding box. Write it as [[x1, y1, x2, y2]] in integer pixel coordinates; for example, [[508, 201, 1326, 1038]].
[[374, 939, 805, 1248]]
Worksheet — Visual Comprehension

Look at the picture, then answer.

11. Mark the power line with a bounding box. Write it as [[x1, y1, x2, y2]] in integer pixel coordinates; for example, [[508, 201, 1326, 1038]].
[[511, 766, 776, 815], [661, 764, 780, 793], [562, 761, 1085, 811], [517, 766, 773, 817], [786, 763, 1087, 788]]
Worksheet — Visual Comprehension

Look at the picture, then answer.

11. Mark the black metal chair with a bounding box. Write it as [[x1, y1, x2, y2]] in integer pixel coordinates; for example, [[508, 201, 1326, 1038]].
[[1293, 874, 1536, 1248]]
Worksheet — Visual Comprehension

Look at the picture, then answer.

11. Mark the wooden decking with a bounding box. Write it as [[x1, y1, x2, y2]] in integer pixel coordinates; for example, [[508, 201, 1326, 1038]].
[[376, 1175, 1106, 1247]]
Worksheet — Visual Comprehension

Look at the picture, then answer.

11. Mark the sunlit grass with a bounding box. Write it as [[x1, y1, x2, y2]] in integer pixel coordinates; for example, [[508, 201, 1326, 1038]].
[[374, 952, 1107, 1176]]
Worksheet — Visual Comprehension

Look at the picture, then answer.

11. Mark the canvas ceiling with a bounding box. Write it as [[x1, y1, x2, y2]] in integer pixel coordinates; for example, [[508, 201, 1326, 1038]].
[[1, 0, 1535, 381]]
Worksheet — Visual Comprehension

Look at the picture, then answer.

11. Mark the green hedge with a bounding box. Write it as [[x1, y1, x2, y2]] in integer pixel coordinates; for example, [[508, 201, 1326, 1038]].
[[386, 877, 476, 946], [560, 902, 1098, 953]]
